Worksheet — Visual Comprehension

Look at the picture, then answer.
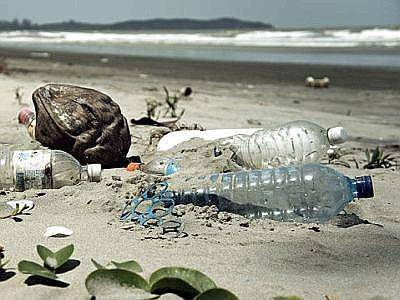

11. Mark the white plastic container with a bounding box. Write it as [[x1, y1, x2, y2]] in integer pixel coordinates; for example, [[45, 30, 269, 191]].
[[157, 128, 261, 151]]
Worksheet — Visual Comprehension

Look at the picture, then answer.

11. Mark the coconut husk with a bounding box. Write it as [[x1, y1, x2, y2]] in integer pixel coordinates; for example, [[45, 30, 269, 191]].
[[32, 84, 131, 168]]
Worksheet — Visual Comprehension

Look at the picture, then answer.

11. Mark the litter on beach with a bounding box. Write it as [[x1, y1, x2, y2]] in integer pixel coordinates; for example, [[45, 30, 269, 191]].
[[44, 226, 73, 238]]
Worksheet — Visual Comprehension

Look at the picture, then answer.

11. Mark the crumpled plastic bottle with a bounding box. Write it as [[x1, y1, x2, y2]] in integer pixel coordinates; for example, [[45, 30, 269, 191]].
[[227, 120, 348, 169]]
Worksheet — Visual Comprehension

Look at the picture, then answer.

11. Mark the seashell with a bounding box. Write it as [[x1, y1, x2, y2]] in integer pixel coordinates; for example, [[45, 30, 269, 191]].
[[44, 226, 73, 238]]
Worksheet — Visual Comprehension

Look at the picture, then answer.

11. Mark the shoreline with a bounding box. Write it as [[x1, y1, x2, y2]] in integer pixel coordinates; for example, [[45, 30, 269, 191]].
[[2, 47, 400, 90]]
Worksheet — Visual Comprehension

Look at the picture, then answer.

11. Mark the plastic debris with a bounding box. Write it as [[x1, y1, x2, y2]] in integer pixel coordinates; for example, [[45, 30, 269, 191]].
[[305, 76, 330, 88], [0, 145, 101, 191], [157, 128, 260, 151], [169, 163, 373, 223], [120, 182, 175, 226], [141, 157, 180, 176], [228, 120, 348, 169], [126, 162, 141, 172]]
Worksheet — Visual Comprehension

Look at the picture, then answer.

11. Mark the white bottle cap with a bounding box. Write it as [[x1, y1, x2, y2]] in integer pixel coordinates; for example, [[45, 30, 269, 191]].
[[87, 164, 102, 182], [327, 127, 348, 144]]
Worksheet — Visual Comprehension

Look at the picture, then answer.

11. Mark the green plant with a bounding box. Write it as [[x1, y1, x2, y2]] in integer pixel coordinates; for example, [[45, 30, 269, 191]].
[[0, 202, 22, 219], [15, 87, 23, 105], [18, 244, 75, 281], [364, 146, 397, 169], [86, 259, 238, 300], [146, 86, 188, 120], [0, 244, 9, 269]]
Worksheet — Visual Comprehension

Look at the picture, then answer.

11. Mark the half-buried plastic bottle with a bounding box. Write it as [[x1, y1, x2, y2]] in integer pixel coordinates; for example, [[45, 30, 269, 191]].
[[0, 145, 101, 192], [173, 163, 373, 223]]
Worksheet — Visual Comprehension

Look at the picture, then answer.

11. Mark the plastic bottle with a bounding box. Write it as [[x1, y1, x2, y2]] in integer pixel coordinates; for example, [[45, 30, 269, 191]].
[[141, 157, 179, 176], [227, 120, 348, 169], [172, 163, 373, 223], [0, 145, 101, 191], [18, 107, 36, 139]]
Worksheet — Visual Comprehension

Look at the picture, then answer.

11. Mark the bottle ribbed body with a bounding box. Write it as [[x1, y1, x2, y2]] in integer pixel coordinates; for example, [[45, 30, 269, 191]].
[[228, 121, 331, 169], [0, 145, 87, 191], [174, 163, 356, 223]]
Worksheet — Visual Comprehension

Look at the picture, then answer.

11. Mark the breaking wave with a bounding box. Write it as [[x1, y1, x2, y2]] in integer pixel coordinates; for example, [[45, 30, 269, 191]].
[[0, 27, 400, 47]]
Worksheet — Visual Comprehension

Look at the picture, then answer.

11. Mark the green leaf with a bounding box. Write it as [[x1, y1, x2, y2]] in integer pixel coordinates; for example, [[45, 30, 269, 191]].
[[37, 245, 54, 262], [194, 288, 239, 300], [111, 260, 143, 273], [0, 259, 9, 269], [149, 267, 217, 299], [91, 258, 106, 269], [371, 147, 380, 163], [48, 244, 74, 269], [85, 269, 150, 299], [18, 260, 57, 280], [0, 202, 16, 219], [365, 149, 371, 163]]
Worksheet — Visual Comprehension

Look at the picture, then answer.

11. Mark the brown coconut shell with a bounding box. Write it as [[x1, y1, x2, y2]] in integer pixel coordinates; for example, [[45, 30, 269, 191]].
[[32, 84, 131, 168]]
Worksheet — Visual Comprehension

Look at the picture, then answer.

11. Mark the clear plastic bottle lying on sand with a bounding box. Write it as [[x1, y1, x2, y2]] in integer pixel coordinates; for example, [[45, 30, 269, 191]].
[[0, 145, 101, 191], [173, 163, 373, 223], [227, 120, 348, 169]]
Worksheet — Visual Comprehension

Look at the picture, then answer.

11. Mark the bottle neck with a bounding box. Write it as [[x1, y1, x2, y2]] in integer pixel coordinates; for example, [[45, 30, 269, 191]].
[[80, 165, 89, 181], [348, 178, 359, 199]]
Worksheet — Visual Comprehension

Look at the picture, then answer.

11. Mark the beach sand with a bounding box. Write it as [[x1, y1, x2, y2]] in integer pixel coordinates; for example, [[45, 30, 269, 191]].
[[0, 49, 400, 300]]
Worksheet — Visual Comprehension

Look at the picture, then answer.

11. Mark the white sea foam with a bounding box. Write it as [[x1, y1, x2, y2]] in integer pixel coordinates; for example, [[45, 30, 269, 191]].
[[0, 28, 399, 47]]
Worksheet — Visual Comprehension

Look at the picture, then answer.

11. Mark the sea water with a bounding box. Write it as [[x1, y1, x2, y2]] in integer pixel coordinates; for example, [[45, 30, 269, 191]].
[[0, 27, 400, 67]]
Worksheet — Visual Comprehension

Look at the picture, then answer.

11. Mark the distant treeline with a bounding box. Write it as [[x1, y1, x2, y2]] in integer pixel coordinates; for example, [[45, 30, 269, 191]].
[[0, 18, 273, 31]]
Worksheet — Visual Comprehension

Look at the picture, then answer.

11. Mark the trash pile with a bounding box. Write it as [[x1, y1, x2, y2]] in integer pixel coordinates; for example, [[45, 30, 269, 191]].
[[0, 83, 375, 227]]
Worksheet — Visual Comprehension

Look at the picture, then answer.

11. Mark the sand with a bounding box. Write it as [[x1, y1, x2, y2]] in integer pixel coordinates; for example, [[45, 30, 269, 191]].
[[0, 50, 400, 300]]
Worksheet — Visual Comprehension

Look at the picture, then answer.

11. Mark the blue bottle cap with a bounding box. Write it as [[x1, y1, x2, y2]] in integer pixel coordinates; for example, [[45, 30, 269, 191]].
[[355, 175, 374, 198], [165, 159, 179, 176]]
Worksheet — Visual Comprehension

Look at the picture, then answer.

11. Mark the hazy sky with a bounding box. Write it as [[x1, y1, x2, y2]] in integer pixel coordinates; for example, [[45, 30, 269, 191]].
[[0, 0, 399, 28]]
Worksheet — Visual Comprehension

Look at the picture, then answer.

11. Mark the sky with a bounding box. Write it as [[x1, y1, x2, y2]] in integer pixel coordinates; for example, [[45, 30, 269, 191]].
[[0, 0, 399, 28]]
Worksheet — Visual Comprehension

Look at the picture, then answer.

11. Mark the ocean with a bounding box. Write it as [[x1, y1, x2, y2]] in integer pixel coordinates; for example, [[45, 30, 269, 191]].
[[0, 27, 400, 67]]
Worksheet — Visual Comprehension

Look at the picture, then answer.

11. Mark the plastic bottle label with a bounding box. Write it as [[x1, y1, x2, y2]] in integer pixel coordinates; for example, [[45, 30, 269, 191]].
[[12, 150, 52, 191]]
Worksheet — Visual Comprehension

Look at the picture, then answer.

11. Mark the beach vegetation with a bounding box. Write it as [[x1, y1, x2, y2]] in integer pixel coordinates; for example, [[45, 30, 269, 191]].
[[146, 86, 189, 120], [86, 259, 238, 299], [364, 146, 397, 169], [18, 244, 76, 281], [0, 244, 9, 269]]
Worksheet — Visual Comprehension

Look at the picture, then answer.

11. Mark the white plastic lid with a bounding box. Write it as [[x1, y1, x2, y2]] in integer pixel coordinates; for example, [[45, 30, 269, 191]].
[[87, 164, 102, 182], [327, 127, 348, 144]]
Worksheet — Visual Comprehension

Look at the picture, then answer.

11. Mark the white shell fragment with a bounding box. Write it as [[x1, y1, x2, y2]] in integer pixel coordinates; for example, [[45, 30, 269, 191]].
[[6, 200, 34, 212], [44, 226, 73, 238]]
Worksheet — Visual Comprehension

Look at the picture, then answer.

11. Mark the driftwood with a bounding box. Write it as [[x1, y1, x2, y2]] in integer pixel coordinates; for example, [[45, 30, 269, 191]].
[[32, 84, 131, 168]]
